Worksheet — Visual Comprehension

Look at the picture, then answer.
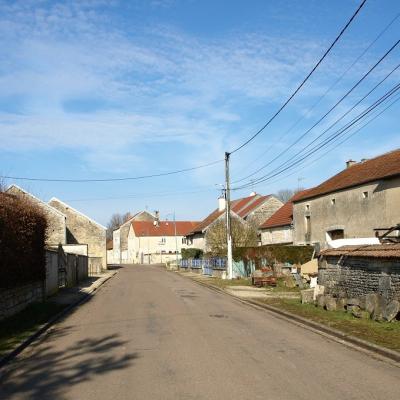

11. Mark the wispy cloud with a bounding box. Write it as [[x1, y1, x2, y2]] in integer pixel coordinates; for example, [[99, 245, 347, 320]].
[[0, 0, 367, 177]]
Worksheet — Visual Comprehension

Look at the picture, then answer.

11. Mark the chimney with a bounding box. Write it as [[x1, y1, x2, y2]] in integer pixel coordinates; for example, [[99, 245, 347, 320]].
[[154, 210, 160, 227], [218, 196, 226, 212], [346, 159, 357, 168]]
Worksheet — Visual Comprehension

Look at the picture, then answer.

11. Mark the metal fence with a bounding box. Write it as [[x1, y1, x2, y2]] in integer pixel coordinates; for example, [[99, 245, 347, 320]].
[[180, 258, 256, 278]]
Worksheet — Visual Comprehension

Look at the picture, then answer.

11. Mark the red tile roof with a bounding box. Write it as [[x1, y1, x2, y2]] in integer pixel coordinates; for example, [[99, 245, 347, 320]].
[[294, 149, 400, 202], [260, 189, 312, 229], [132, 221, 199, 237], [321, 244, 400, 259], [189, 194, 272, 234], [237, 195, 271, 218]]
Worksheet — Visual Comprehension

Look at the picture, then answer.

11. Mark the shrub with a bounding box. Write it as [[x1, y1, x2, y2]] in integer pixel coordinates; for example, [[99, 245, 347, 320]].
[[0, 193, 48, 288], [238, 244, 315, 266], [181, 248, 203, 259]]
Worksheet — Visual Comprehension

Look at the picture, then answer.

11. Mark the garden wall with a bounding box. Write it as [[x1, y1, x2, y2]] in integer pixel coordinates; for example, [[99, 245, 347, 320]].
[[319, 255, 400, 301]]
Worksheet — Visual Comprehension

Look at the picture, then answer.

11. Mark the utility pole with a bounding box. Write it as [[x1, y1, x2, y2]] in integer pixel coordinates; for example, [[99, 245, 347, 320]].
[[173, 211, 178, 268], [225, 152, 233, 280]]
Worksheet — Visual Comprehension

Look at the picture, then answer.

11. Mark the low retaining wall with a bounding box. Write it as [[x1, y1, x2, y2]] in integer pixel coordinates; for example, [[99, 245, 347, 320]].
[[319, 255, 400, 300], [0, 282, 44, 321]]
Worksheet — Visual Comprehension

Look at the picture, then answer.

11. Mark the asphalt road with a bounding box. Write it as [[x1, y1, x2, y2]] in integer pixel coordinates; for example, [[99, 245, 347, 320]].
[[1, 265, 399, 399]]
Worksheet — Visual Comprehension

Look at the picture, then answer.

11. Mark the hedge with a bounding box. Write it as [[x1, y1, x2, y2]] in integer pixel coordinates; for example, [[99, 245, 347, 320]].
[[0, 193, 48, 288], [181, 248, 204, 260], [237, 244, 315, 265]]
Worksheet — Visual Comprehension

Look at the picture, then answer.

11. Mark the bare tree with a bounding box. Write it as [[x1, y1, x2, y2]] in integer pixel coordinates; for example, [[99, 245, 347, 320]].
[[205, 216, 258, 258], [275, 188, 304, 203], [106, 212, 132, 239]]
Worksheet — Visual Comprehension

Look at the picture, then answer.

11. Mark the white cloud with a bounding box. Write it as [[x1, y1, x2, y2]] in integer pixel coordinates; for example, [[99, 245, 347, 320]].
[[0, 0, 370, 179]]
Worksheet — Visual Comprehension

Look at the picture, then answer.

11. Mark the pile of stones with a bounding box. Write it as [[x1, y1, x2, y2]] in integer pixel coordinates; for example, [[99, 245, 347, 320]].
[[315, 292, 400, 322]]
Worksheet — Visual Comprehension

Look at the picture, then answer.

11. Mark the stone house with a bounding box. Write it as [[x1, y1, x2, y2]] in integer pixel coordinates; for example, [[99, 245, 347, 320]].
[[260, 189, 311, 245], [186, 193, 283, 251], [49, 198, 107, 271], [127, 220, 199, 264], [293, 149, 400, 249], [6, 185, 67, 246], [112, 210, 156, 264]]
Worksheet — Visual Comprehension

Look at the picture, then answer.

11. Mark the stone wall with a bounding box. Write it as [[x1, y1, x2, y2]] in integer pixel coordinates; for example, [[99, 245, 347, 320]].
[[0, 282, 44, 321], [247, 197, 283, 226], [319, 255, 400, 300]]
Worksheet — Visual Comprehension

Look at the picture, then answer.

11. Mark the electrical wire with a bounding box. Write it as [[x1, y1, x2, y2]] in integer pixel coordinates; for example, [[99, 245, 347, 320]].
[[234, 11, 400, 175], [232, 81, 400, 190], [229, 0, 368, 155], [233, 39, 400, 184], [0, 159, 223, 183]]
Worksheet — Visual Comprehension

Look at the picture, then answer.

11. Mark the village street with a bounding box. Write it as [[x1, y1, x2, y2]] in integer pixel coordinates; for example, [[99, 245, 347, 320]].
[[0, 265, 399, 400]]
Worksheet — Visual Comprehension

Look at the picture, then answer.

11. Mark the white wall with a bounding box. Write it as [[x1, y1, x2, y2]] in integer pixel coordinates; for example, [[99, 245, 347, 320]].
[[261, 226, 293, 245]]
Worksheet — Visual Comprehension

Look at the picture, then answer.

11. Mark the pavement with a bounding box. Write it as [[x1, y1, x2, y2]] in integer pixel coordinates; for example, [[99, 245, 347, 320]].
[[0, 265, 399, 400]]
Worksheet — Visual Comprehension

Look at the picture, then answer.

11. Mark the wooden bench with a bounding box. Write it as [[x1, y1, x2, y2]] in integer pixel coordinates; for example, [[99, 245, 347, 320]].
[[252, 276, 277, 287]]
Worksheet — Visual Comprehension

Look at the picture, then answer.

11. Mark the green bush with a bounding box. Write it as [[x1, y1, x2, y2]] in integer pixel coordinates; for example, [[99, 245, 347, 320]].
[[181, 248, 203, 259], [238, 244, 314, 265], [0, 193, 48, 288]]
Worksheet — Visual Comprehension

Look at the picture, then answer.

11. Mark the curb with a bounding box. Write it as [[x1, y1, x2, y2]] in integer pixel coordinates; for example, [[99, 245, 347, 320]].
[[0, 271, 117, 370], [178, 272, 400, 365]]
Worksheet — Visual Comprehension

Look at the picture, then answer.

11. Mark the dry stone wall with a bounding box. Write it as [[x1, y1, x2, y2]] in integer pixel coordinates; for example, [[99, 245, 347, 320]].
[[319, 256, 400, 301]]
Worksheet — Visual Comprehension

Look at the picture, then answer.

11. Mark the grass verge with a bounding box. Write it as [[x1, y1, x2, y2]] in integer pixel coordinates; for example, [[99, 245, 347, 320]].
[[0, 301, 67, 357], [261, 298, 400, 352]]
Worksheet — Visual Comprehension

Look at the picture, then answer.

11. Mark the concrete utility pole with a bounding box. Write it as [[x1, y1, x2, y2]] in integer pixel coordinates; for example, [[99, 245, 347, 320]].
[[173, 211, 178, 268], [225, 152, 233, 280]]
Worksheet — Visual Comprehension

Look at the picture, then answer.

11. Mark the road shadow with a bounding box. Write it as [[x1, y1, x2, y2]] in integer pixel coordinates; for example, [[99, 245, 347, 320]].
[[0, 331, 138, 399]]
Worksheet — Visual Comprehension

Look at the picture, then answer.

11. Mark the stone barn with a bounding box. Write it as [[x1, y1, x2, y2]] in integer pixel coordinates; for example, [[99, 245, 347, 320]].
[[49, 198, 107, 272]]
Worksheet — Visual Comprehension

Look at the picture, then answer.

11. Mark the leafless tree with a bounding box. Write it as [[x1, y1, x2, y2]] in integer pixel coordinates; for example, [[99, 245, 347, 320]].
[[275, 188, 304, 203], [106, 212, 132, 239], [205, 216, 258, 258]]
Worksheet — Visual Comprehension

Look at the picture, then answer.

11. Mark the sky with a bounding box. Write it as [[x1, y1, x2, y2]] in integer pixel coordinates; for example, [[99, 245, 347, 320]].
[[0, 0, 399, 226]]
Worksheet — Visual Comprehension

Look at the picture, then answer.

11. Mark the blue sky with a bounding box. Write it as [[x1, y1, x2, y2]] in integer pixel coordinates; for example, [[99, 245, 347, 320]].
[[0, 0, 399, 225]]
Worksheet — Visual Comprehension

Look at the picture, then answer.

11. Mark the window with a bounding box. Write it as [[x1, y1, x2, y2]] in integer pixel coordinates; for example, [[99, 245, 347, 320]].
[[327, 229, 344, 240], [331, 198, 336, 205], [363, 191, 369, 199], [305, 216, 311, 242], [305, 204, 310, 211], [182, 238, 186, 244]]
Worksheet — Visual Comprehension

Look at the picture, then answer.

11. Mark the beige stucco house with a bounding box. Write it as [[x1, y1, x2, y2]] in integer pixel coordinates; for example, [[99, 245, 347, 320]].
[[293, 149, 400, 249], [186, 193, 283, 251], [112, 210, 156, 264], [49, 198, 107, 272], [6, 185, 67, 247], [127, 220, 199, 264]]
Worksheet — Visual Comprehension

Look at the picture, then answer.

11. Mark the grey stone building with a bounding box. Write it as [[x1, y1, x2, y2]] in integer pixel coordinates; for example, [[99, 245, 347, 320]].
[[49, 198, 107, 271], [6, 185, 66, 246], [293, 149, 400, 249], [186, 193, 283, 251]]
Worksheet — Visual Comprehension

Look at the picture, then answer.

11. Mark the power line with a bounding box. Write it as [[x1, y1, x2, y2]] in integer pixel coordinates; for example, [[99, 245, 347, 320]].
[[0, 159, 223, 183], [229, 0, 368, 155], [232, 81, 400, 190], [234, 11, 400, 175], [250, 92, 400, 190], [233, 39, 400, 184]]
